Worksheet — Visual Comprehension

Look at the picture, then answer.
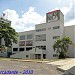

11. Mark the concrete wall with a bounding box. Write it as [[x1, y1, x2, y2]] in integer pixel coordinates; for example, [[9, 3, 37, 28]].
[[64, 25, 75, 57], [10, 51, 30, 59]]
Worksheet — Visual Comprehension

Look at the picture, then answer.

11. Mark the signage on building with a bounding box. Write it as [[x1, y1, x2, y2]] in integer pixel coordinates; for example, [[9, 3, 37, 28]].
[[46, 10, 60, 23]]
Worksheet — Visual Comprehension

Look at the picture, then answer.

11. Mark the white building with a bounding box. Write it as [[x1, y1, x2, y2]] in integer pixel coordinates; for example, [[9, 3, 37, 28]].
[[11, 10, 75, 59]]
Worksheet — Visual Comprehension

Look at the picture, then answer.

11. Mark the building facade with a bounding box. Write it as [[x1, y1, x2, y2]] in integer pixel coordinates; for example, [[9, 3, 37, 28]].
[[64, 25, 75, 57], [11, 10, 75, 59]]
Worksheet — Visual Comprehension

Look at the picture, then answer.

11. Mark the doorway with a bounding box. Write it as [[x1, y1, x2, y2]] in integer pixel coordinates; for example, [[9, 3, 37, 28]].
[[35, 54, 41, 59], [43, 54, 46, 59]]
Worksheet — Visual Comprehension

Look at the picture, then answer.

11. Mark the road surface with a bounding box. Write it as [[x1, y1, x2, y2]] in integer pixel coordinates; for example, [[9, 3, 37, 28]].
[[0, 59, 63, 75]]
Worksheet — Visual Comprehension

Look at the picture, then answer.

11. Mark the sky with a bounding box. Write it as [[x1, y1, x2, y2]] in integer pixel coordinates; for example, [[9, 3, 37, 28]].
[[0, 0, 75, 32]]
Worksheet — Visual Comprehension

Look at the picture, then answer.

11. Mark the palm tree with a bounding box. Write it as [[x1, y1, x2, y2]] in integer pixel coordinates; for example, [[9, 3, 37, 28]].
[[53, 36, 72, 59]]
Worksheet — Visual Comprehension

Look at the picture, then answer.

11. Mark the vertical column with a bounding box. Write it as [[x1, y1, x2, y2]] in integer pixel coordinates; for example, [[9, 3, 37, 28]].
[[41, 54, 43, 60]]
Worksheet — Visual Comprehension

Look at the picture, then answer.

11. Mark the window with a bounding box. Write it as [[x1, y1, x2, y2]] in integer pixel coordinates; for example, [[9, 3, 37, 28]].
[[48, 27, 51, 30], [19, 41, 25, 46], [36, 46, 41, 49], [43, 54, 46, 59], [19, 48, 24, 51], [13, 53, 16, 54], [26, 55, 29, 58], [36, 28, 46, 32], [41, 46, 46, 50], [35, 54, 41, 59], [36, 34, 46, 41], [0, 39, 1, 45], [53, 36, 60, 39], [26, 47, 32, 51], [43, 28, 46, 31], [53, 26, 60, 29], [53, 54, 58, 57], [13, 48, 18, 51], [20, 35, 25, 40], [27, 34, 33, 39], [36, 46, 46, 50], [26, 41, 33, 46]]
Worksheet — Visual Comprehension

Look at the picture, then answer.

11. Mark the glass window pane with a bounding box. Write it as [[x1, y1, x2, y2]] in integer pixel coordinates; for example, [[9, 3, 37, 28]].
[[26, 41, 33, 46], [27, 34, 33, 40], [19, 41, 25, 46], [20, 35, 25, 40], [36, 34, 46, 41]]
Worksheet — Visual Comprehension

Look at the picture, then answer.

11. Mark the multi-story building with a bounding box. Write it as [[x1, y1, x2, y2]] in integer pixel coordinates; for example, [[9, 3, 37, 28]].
[[11, 10, 75, 59]]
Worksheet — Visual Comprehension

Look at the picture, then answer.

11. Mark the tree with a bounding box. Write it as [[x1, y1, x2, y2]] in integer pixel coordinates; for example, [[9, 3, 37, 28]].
[[0, 18, 18, 50], [53, 36, 72, 59]]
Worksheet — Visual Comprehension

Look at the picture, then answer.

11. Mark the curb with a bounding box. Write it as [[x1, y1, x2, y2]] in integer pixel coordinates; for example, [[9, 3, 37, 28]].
[[10, 59, 49, 63], [57, 67, 66, 72]]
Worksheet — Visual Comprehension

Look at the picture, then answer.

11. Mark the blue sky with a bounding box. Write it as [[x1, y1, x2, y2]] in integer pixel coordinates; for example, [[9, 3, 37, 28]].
[[0, 0, 75, 32]]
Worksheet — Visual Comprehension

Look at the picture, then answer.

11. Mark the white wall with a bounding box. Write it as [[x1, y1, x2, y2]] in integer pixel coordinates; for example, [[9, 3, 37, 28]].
[[10, 51, 30, 59], [64, 25, 75, 57], [35, 18, 64, 58]]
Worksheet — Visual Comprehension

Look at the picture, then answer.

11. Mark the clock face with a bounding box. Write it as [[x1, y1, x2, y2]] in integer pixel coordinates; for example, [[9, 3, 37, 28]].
[[47, 10, 60, 22]]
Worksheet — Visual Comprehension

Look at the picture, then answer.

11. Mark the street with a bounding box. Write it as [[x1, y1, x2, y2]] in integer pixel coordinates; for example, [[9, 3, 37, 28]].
[[0, 59, 63, 75]]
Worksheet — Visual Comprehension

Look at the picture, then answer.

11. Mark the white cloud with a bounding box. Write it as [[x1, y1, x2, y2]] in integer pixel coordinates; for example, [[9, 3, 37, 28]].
[[3, 7, 45, 32], [50, 8, 59, 11], [52, 2, 72, 16], [57, 0, 62, 3], [51, 1, 74, 21], [65, 19, 75, 26], [50, 2, 75, 26], [61, 6, 72, 16], [57, 0, 75, 4], [61, 0, 75, 26], [70, 0, 75, 2], [22, 7, 45, 24], [24, 26, 35, 31], [21, 11, 24, 13], [3, 9, 19, 23], [3, 2, 75, 32]]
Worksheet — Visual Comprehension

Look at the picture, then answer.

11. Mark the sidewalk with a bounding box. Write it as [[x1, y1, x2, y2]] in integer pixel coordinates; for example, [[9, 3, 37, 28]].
[[46, 58, 75, 72]]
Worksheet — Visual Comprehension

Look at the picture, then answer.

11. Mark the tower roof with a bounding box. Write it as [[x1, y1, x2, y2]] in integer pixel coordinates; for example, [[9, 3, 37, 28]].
[[47, 10, 60, 14]]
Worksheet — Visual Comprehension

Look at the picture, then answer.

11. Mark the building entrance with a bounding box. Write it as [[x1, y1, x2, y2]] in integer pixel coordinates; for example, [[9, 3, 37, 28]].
[[35, 54, 41, 59]]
